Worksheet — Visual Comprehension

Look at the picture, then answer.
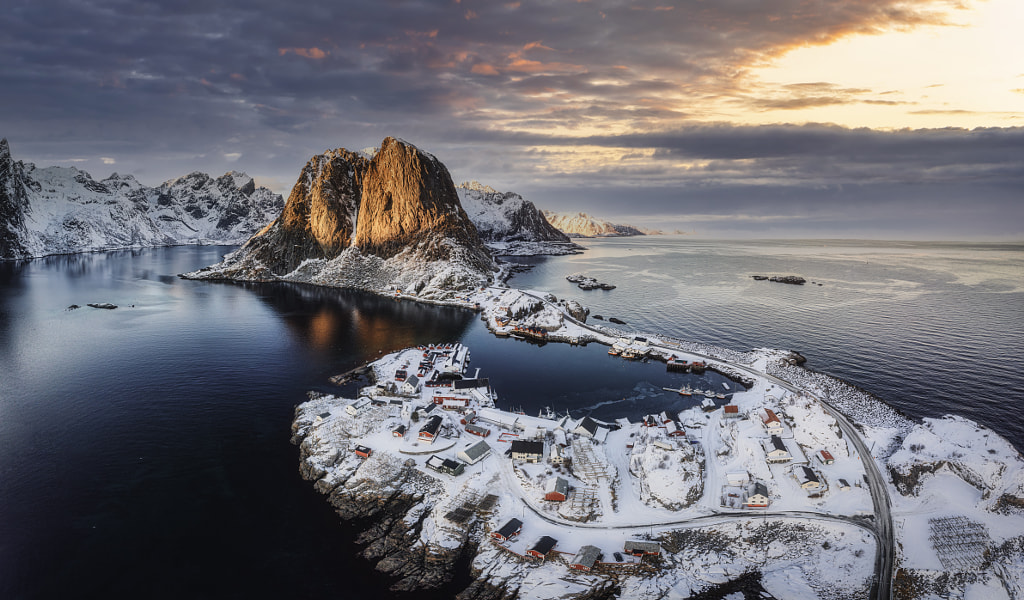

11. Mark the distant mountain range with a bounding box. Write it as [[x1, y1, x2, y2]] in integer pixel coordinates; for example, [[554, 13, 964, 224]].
[[542, 211, 655, 237], [0, 138, 284, 259], [0, 138, 579, 263]]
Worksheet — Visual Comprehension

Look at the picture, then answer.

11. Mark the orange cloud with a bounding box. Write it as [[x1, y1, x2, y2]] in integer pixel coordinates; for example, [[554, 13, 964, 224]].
[[465, 10, 478, 20], [278, 47, 328, 59], [506, 58, 585, 74], [229, 73, 246, 81], [523, 41, 555, 51], [472, 63, 500, 76]]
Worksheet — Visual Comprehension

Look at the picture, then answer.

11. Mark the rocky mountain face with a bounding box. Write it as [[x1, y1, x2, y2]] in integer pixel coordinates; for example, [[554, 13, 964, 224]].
[[0, 138, 284, 259], [542, 211, 645, 238], [187, 137, 496, 299], [456, 181, 570, 243], [0, 139, 30, 258]]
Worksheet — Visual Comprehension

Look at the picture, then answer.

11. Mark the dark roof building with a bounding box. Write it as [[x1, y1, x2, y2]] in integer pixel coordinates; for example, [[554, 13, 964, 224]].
[[453, 378, 490, 390], [527, 536, 558, 560], [457, 440, 492, 465], [624, 540, 661, 556], [510, 440, 544, 462], [492, 518, 523, 542], [570, 545, 602, 571], [418, 415, 443, 441], [575, 416, 599, 438]]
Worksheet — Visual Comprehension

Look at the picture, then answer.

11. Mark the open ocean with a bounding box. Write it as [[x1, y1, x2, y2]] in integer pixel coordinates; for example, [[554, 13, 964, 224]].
[[1, 238, 1021, 598]]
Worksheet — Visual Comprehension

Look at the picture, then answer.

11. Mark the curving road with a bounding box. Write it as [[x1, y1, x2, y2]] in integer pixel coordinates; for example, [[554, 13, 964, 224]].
[[502, 288, 895, 599]]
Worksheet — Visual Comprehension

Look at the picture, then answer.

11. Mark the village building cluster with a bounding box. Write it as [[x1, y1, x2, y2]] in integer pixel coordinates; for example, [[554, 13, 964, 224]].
[[305, 341, 872, 579]]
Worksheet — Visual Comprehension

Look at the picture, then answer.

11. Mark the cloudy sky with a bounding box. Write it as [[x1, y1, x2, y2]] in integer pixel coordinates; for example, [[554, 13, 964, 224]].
[[2, 0, 1021, 239]]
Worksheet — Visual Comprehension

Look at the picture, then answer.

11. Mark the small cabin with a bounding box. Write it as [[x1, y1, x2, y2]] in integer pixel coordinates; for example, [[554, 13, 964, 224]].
[[526, 536, 557, 560], [354, 445, 372, 459], [818, 449, 835, 465], [765, 435, 792, 463], [799, 466, 821, 490], [491, 518, 523, 542], [544, 477, 569, 502], [392, 424, 406, 438], [574, 416, 599, 439], [723, 405, 740, 418], [746, 482, 770, 508], [761, 408, 784, 435], [465, 423, 491, 438], [418, 415, 443, 443], [570, 545, 602, 571], [624, 540, 661, 556]]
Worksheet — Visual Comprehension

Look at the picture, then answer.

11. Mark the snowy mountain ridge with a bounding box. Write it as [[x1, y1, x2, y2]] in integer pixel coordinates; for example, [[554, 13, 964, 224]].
[[542, 210, 646, 238], [0, 138, 284, 259], [455, 181, 582, 256]]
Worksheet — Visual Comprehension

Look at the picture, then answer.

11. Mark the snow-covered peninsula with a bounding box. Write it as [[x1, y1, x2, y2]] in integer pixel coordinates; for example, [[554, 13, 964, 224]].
[[292, 286, 1024, 600]]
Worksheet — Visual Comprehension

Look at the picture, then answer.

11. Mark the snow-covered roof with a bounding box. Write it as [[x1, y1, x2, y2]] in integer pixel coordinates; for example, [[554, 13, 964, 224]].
[[459, 440, 492, 462]]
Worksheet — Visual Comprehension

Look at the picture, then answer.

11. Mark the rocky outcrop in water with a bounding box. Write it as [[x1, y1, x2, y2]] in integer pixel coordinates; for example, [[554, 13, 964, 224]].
[[0, 138, 284, 260], [185, 137, 496, 299]]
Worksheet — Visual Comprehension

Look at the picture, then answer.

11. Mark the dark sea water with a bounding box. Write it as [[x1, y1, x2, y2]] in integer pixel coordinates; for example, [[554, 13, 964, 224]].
[[1, 239, 1021, 598], [505, 237, 1024, 448]]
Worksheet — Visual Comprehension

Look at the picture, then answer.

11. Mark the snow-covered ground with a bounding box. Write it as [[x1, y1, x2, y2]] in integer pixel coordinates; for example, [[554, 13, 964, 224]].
[[287, 282, 1024, 599]]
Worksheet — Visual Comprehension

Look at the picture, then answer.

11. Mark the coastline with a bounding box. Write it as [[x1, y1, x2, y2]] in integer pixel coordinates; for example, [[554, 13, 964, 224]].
[[281, 266, 1024, 599]]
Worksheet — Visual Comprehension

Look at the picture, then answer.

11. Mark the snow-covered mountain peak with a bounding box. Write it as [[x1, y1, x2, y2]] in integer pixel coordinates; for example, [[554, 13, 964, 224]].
[[0, 141, 285, 259], [543, 210, 645, 237], [458, 181, 499, 194], [0, 138, 10, 161]]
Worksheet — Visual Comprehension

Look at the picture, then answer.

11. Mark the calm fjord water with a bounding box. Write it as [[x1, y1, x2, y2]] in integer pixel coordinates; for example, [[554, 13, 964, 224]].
[[1, 239, 1021, 598]]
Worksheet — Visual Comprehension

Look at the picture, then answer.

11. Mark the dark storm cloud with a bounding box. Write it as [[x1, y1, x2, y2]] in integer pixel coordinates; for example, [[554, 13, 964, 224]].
[[1, 0, 1017, 239]]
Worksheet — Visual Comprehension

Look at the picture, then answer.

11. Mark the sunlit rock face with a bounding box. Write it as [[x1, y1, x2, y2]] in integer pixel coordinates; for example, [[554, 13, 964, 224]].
[[239, 148, 370, 274], [186, 137, 497, 298], [356, 137, 491, 272]]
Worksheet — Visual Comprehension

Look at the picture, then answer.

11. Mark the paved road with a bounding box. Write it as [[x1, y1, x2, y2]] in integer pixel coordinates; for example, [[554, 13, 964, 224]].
[[500, 288, 895, 599]]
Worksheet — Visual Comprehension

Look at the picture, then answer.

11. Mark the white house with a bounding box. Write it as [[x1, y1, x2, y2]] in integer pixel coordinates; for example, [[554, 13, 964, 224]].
[[401, 375, 421, 395], [799, 466, 821, 490], [510, 440, 544, 463], [746, 482, 770, 508], [726, 471, 750, 487], [765, 435, 792, 463], [761, 408, 784, 436], [457, 440, 492, 465], [574, 416, 599, 439]]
